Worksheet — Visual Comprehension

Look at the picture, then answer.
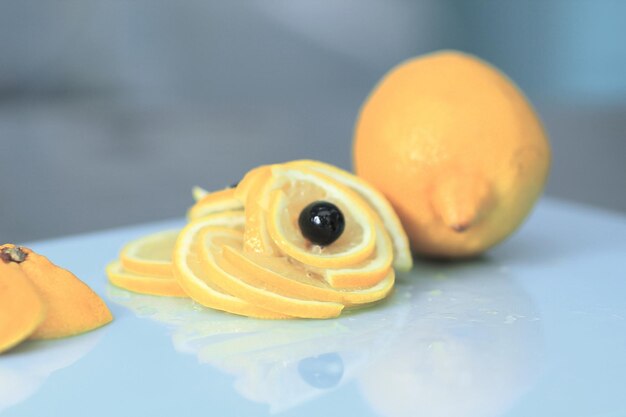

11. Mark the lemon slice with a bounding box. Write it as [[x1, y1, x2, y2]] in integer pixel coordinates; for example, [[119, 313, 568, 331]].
[[120, 229, 179, 277], [192, 185, 209, 202], [240, 166, 279, 256], [323, 222, 393, 289], [187, 188, 244, 220], [285, 160, 413, 271], [110, 161, 403, 319], [173, 213, 288, 319], [198, 227, 344, 319], [267, 188, 376, 268], [106, 261, 187, 297], [233, 165, 272, 204], [221, 244, 394, 305], [247, 166, 377, 268]]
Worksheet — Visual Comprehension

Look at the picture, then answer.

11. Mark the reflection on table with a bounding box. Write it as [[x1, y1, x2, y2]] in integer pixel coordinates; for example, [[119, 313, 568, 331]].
[[0, 331, 103, 414], [109, 260, 541, 416], [359, 263, 542, 417]]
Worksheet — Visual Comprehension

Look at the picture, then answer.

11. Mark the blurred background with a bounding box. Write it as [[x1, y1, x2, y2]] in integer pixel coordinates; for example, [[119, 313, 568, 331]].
[[1, 0, 625, 243]]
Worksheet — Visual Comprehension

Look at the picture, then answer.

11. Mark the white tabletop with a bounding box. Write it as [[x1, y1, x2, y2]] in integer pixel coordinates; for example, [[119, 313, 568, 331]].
[[1, 197, 625, 417]]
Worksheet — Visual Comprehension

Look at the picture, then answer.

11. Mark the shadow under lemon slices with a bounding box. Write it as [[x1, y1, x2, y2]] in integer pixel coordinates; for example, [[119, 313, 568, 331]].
[[108, 260, 543, 416]]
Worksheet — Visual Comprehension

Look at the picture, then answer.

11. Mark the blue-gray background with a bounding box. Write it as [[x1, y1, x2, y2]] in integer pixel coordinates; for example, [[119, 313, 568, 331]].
[[1, 0, 625, 243]]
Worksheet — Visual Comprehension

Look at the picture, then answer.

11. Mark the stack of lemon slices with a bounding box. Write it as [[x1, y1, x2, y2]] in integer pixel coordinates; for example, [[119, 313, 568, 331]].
[[107, 160, 412, 319]]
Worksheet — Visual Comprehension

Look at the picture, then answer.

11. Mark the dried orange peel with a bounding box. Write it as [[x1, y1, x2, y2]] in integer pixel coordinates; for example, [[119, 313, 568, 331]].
[[0, 248, 46, 353], [108, 160, 412, 319]]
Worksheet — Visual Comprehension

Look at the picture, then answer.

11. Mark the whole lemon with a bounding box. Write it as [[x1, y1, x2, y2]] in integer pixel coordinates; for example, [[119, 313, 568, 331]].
[[353, 50, 550, 258]]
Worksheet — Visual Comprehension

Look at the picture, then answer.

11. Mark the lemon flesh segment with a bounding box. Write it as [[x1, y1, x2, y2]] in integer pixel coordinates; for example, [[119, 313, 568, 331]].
[[120, 229, 179, 278], [199, 227, 344, 319], [187, 187, 244, 221], [106, 261, 187, 297], [221, 245, 395, 306], [173, 216, 289, 319], [285, 160, 413, 271], [267, 188, 376, 268]]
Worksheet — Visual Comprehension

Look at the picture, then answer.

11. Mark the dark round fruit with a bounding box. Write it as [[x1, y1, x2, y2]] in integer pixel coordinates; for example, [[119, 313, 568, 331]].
[[298, 201, 345, 246]]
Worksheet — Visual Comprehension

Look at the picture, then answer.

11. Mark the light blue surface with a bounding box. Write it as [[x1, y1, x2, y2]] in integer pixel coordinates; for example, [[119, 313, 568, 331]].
[[1, 198, 625, 417]]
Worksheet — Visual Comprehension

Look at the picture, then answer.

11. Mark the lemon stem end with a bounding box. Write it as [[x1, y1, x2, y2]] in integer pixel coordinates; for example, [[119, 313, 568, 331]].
[[0, 246, 28, 264], [430, 172, 493, 233]]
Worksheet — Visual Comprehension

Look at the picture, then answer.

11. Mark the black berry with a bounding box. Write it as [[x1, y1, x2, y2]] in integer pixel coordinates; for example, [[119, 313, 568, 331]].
[[298, 201, 345, 246]]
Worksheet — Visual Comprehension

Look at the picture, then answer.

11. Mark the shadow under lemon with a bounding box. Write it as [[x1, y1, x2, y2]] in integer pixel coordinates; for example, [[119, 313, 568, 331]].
[[108, 260, 541, 415], [0, 330, 104, 414]]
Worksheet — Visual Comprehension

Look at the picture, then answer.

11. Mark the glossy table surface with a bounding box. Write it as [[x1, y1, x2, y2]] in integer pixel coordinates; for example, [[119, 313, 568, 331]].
[[2, 198, 625, 417]]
